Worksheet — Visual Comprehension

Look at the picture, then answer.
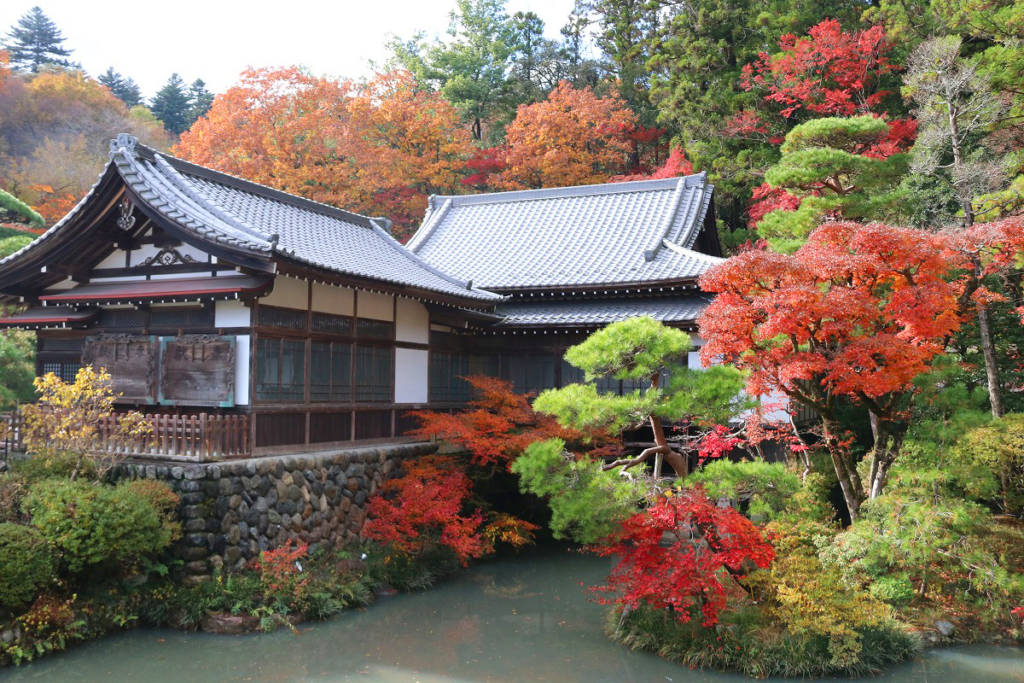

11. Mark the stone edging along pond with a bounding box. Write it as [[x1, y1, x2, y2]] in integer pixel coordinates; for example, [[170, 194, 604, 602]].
[[112, 442, 436, 585]]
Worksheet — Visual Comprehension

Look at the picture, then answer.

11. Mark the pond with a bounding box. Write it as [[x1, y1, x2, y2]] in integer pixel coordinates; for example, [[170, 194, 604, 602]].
[[1, 546, 1021, 683]]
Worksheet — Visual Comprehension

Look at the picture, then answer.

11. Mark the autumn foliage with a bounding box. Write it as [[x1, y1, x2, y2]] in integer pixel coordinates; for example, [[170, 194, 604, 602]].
[[363, 455, 537, 566], [408, 376, 572, 470], [699, 222, 973, 516], [175, 68, 473, 236], [494, 82, 637, 189], [592, 487, 775, 626], [741, 20, 898, 119]]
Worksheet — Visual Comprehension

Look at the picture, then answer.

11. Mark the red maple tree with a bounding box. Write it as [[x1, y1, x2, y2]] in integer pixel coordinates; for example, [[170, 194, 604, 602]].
[[741, 19, 898, 119], [407, 376, 576, 470], [698, 221, 973, 518], [363, 455, 489, 565], [592, 487, 774, 626]]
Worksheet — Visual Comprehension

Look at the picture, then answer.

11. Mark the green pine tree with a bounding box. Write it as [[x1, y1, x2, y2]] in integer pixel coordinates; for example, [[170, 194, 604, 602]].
[[187, 78, 215, 124], [756, 116, 909, 252], [98, 67, 143, 108], [149, 73, 192, 136], [2, 6, 75, 73]]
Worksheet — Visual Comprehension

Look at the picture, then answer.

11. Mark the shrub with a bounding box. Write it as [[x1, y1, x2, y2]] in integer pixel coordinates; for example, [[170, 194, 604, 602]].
[[611, 603, 917, 678], [364, 456, 489, 566], [0, 523, 54, 609], [24, 479, 174, 574], [12, 448, 97, 483], [686, 459, 801, 522], [819, 493, 1024, 623], [0, 473, 28, 523], [23, 367, 151, 482], [870, 575, 916, 606], [955, 414, 1024, 514], [123, 479, 181, 543], [592, 487, 775, 627]]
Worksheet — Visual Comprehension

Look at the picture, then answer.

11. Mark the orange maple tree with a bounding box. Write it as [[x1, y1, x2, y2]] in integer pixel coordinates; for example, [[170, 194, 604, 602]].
[[407, 376, 574, 470], [175, 68, 472, 237], [494, 82, 636, 190], [698, 221, 974, 519]]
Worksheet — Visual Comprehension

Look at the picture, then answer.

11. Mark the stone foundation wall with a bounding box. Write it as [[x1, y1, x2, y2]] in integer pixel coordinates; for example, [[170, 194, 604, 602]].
[[115, 442, 435, 582]]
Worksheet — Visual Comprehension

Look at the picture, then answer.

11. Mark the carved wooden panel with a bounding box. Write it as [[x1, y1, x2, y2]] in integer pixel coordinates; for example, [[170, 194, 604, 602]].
[[159, 335, 235, 407], [82, 335, 157, 403]]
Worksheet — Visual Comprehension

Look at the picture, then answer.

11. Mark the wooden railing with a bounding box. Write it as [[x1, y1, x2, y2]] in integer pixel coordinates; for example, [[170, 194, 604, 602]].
[[1, 409, 251, 462]]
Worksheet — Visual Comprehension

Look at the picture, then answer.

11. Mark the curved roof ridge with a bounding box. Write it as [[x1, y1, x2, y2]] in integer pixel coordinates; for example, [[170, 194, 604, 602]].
[[407, 197, 452, 253], [152, 154, 277, 246], [660, 239, 724, 263], [430, 174, 707, 207], [368, 219, 491, 296], [114, 151, 272, 253], [642, 176, 690, 262], [139, 144, 381, 228]]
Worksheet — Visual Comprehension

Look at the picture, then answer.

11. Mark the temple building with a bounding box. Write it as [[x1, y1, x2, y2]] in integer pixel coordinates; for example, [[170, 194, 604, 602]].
[[0, 134, 721, 459]]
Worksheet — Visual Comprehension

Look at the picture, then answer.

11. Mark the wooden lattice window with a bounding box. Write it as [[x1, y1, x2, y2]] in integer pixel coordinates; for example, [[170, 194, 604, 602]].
[[255, 337, 306, 402], [310, 341, 352, 402], [354, 345, 392, 402]]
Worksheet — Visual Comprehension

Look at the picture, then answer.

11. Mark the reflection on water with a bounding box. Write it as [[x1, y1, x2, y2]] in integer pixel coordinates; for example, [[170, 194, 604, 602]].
[[0, 546, 1021, 683]]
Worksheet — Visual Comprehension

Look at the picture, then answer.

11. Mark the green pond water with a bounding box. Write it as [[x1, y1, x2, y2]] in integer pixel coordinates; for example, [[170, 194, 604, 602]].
[[1, 546, 1021, 683]]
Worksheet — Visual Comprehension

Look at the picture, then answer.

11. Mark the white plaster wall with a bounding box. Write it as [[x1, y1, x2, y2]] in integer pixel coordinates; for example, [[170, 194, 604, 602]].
[[394, 348, 428, 404], [215, 300, 251, 327], [395, 298, 429, 343], [358, 291, 394, 321], [234, 334, 250, 405], [43, 277, 76, 291], [261, 276, 308, 309], [94, 249, 127, 269], [311, 282, 354, 315]]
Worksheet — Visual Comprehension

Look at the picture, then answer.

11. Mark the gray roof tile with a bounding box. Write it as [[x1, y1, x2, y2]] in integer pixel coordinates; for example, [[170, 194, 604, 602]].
[[408, 175, 722, 290], [494, 294, 710, 327], [2, 135, 501, 304]]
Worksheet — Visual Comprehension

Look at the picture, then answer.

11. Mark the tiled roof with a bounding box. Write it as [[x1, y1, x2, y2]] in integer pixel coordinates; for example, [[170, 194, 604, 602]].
[[0, 134, 500, 304], [112, 137, 502, 302], [407, 175, 722, 291], [493, 294, 711, 328]]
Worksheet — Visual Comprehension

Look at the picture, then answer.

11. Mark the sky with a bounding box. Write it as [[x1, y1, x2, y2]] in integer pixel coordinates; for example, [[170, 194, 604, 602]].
[[0, 0, 579, 98]]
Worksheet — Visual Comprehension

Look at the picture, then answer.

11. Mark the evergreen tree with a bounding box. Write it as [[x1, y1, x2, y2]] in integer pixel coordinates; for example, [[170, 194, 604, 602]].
[[149, 73, 192, 135], [98, 67, 143, 108], [3, 6, 75, 73], [756, 116, 909, 252], [390, 0, 514, 142], [558, 1, 601, 88], [187, 78, 215, 123]]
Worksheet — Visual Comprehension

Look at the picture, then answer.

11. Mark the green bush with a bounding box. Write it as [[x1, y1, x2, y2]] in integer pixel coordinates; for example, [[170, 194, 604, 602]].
[[954, 414, 1024, 515], [13, 449, 97, 483], [0, 473, 28, 523], [870, 575, 916, 606], [0, 523, 54, 608], [687, 459, 800, 521], [610, 604, 917, 678], [24, 479, 175, 574], [0, 235, 33, 259]]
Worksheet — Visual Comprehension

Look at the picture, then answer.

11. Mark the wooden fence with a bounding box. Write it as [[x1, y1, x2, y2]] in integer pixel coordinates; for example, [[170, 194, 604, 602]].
[[1, 409, 250, 462]]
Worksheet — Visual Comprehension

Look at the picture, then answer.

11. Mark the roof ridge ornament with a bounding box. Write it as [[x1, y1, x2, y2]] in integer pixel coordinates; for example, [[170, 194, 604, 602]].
[[109, 133, 138, 158], [116, 197, 136, 231]]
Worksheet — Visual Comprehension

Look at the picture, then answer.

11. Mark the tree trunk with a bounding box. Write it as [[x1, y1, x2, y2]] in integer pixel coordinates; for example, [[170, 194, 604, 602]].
[[977, 305, 1004, 418], [969, 254, 1005, 418], [651, 414, 688, 478], [821, 417, 865, 521]]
